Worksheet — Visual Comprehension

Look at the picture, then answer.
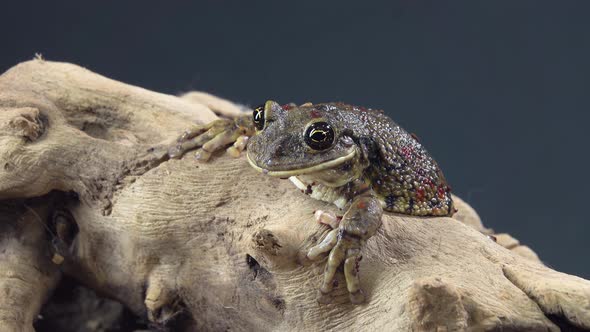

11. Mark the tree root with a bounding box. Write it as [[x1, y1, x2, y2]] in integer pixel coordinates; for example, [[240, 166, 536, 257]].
[[0, 60, 589, 331]]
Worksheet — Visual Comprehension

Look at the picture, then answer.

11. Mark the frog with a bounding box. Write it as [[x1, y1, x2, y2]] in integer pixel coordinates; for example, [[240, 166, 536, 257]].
[[168, 100, 454, 304]]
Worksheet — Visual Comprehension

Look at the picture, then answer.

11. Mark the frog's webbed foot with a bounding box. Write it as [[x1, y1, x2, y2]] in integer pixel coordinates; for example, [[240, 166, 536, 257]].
[[307, 194, 383, 304], [168, 114, 254, 161]]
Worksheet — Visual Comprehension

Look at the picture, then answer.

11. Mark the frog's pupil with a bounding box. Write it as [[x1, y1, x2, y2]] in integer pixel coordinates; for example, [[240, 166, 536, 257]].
[[253, 105, 265, 130], [304, 121, 334, 150], [310, 129, 327, 142], [254, 109, 262, 121]]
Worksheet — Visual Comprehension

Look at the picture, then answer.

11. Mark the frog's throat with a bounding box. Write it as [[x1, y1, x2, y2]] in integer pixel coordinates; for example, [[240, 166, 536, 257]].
[[246, 148, 356, 177]]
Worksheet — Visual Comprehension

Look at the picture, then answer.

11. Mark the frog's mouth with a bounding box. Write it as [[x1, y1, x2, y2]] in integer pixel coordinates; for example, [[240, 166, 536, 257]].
[[246, 148, 356, 177]]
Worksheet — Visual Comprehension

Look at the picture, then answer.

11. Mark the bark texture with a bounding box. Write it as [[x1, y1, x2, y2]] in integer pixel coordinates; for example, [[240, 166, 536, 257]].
[[0, 60, 589, 331]]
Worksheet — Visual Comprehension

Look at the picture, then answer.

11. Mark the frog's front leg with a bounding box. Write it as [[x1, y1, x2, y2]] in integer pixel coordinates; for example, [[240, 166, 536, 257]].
[[168, 114, 254, 161], [308, 192, 383, 304]]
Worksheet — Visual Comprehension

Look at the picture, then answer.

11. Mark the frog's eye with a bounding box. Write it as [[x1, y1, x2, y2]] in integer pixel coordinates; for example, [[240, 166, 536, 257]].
[[304, 121, 335, 150], [253, 104, 265, 131]]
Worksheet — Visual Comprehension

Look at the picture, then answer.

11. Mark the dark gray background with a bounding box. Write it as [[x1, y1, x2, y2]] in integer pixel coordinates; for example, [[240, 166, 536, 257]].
[[2, 1, 588, 278]]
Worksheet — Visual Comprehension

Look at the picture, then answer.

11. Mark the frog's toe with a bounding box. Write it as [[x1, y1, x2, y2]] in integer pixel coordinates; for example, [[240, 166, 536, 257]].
[[176, 124, 210, 143], [226, 146, 241, 158], [349, 290, 365, 304], [201, 130, 241, 157], [168, 144, 184, 159], [226, 135, 249, 158], [195, 148, 212, 161], [314, 210, 340, 229], [344, 248, 365, 304], [319, 242, 347, 294], [317, 290, 333, 304], [307, 229, 338, 260]]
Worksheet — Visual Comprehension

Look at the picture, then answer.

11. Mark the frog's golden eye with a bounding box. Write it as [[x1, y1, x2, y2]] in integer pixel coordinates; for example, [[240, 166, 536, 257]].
[[304, 121, 335, 150], [253, 104, 265, 131]]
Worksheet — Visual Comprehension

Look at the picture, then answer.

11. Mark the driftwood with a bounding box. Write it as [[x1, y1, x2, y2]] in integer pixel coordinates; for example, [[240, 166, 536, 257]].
[[1, 59, 589, 331]]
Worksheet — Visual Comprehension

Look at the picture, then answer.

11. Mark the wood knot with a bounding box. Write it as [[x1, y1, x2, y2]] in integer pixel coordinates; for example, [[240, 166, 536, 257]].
[[4, 107, 46, 142], [407, 277, 468, 331], [252, 229, 282, 255]]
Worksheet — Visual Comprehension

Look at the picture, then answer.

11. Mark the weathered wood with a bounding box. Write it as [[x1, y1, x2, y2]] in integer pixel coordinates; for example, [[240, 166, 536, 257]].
[[1, 60, 589, 331], [0, 198, 60, 332]]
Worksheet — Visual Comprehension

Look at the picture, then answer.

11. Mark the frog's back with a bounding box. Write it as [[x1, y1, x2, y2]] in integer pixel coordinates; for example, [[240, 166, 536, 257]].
[[331, 103, 454, 216]]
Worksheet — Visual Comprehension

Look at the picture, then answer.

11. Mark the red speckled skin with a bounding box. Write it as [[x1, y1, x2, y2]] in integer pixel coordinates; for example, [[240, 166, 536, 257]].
[[330, 103, 453, 216]]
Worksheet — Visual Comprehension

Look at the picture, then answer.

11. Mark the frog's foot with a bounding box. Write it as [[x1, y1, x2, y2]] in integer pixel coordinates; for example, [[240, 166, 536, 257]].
[[313, 210, 341, 229], [307, 194, 383, 305], [168, 115, 253, 161], [308, 229, 365, 304]]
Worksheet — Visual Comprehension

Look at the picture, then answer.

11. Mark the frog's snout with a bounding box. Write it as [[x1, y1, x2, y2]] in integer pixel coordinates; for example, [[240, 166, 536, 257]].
[[255, 136, 294, 166], [267, 145, 288, 160]]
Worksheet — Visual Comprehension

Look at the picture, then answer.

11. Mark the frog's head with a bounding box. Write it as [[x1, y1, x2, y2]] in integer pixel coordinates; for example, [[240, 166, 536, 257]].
[[246, 101, 364, 185]]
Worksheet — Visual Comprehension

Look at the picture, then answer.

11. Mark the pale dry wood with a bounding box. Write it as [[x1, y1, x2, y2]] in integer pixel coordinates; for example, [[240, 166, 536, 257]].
[[0, 199, 61, 332], [180, 91, 246, 118], [0, 60, 589, 331]]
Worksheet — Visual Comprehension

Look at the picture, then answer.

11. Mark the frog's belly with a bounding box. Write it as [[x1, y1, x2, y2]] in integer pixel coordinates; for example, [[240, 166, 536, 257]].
[[290, 176, 398, 213], [289, 176, 350, 209]]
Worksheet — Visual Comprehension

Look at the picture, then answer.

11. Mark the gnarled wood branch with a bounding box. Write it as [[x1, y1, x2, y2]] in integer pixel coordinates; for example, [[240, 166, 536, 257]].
[[1, 60, 589, 331]]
